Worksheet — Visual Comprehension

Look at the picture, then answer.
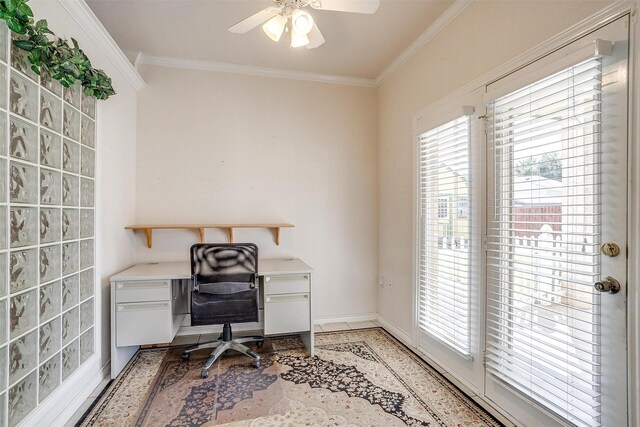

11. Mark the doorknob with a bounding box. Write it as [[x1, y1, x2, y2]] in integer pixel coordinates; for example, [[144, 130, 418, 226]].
[[594, 276, 621, 294]]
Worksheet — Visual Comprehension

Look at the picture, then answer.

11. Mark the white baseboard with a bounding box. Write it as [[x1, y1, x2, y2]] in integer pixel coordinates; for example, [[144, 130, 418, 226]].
[[177, 322, 262, 336], [176, 313, 378, 336], [18, 356, 108, 427], [375, 314, 414, 346], [178, 312, 379, 335], [100, 360, 111, 380], [314, 313, 378, 325], [51, 360, 111, 426]]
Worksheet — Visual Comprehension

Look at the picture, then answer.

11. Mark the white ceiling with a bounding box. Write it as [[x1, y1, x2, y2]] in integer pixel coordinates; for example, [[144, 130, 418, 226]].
[[87, 0, 454, 79]]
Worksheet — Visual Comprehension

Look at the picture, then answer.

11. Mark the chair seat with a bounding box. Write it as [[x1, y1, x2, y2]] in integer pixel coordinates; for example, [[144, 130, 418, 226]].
[[191, 289, 259, 326]]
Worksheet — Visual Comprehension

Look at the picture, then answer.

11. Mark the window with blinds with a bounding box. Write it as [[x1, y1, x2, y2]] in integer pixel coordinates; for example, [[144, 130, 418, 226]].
[[485, 57, 603, 427], [418, 115, 472, 356]]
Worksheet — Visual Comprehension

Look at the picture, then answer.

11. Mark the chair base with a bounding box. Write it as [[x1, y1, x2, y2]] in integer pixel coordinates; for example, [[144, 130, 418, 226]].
[[182, 326, 264, 378]]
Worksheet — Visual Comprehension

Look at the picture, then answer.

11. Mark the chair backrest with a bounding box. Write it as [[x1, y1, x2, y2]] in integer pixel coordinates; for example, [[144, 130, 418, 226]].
[[190, 243, 258, 285]]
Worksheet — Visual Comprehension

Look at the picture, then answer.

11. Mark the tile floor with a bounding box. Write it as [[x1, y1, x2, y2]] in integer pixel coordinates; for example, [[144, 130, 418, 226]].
[[315, 320, 379, 332]]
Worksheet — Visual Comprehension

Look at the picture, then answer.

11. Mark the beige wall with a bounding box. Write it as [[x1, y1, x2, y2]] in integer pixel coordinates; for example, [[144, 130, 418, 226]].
[[135, 65, 378, 321], [377, 0, 612, 335]]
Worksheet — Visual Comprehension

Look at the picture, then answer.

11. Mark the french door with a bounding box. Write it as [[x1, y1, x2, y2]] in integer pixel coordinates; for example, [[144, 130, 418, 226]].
[[484, 17, 629, 427], [415, 15, 630, 427]]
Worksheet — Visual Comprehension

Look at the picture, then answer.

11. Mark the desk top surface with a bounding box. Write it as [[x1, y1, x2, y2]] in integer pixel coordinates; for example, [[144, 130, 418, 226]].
[[110, 258, 313, 282]]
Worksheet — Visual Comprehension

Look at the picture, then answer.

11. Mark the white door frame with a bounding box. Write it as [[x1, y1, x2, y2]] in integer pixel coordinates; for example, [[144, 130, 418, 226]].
[[626, 2, 640, 426]]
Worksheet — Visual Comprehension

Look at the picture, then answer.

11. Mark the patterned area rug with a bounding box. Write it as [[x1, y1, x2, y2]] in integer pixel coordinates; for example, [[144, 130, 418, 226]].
[[80, 328, 502, 426]]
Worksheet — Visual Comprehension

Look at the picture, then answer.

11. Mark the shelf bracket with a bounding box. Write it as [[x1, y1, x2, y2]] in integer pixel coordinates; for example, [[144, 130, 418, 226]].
[[143, 228, 153, 248], [196, 228, 205, 243], [271, 227, 281, 246], [226, 227, 234, 243]]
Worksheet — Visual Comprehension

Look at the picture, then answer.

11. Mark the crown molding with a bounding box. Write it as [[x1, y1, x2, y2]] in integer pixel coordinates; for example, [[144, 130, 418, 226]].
[[405, 0, 635, 121], [121, 48, 141, 66], [133, 1, 473, 88], [138, 54, 377, 88], [374, 0, 473, 86], [57, 0, 145, 91]]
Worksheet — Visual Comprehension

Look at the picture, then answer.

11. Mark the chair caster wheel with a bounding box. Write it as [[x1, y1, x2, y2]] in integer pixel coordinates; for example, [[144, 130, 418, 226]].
[[256, 340, 264, 348], [182, 353, 190, 361], [201, 369, 209, 379], [252, 360, 261, 368]]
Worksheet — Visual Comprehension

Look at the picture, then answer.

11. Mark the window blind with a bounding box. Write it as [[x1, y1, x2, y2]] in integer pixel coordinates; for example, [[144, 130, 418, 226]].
[[485, 58, 603, 427], [418, 115, 472, 356]]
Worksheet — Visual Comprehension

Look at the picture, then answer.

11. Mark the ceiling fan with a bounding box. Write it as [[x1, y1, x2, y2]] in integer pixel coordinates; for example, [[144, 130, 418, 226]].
[[228, 0, 381, 49]]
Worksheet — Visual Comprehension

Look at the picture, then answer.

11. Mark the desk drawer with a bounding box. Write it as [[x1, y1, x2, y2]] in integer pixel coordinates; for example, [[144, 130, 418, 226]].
[[264, 293, 310, 335], [264, 274, 310, 295], [116, 301, 172, 346], [115, 280, 171, 303]]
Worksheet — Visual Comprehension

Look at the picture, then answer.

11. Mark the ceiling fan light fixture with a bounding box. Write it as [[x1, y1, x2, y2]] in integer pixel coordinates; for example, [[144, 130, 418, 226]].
[[290, 27, 310, 48], [291, 9, 314, 35], [262, 14, 287, 41], [229, 0, 381, 50]]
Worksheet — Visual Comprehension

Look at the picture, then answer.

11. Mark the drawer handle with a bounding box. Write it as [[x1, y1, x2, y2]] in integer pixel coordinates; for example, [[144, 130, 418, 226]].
[[117, 282, 168, 290], [265, 275, 308, 283], [117, 302, 170, 311], [265, 294, 309, 303]]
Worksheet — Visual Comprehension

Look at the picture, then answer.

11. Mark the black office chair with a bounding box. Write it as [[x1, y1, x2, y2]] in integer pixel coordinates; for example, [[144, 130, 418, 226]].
[[182, 243, 264, 378]]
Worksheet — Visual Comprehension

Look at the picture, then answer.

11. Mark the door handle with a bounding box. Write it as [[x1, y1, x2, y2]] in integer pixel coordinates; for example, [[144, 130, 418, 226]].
[[265, 275, 308, 283], [594, 276, 621, 294], [265, 294, 309, 303], [117, 302, 170, 311], [117, 281, 168, 290]]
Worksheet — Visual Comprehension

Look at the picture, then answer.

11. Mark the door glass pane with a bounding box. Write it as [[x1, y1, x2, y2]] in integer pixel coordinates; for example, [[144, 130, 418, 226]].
[[486, 58, 603, 427]]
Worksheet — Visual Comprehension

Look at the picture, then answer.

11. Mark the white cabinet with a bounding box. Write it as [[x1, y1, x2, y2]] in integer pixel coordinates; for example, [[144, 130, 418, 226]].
[[263, 274, 310, 294], [112, 279, 186, 347], [115, 280, 171, 303], [263, 274, 311, 336], [116, 301, 173, 346], [264, 293, 310, 334]]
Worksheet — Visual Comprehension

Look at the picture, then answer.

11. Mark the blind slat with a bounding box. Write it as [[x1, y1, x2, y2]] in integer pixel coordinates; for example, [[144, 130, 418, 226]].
[[485, 343, 601, 395]]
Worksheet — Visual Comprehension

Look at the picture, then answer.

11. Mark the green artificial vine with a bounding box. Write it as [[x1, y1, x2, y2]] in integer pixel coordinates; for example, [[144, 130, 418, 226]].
[[0, 0, 115, 99]]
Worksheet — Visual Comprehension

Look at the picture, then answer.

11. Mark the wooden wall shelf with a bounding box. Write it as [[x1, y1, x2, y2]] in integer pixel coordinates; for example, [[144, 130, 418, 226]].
[[125, 223, 294, 248]]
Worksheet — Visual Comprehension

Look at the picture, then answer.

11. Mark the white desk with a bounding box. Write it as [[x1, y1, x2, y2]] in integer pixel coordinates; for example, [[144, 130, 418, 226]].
[[110, 258, 314, 378]]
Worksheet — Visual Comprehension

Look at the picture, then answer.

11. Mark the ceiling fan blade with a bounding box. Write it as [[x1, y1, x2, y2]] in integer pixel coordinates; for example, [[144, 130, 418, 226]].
[[306, 23, 325, 49], [309, 0, 380, 14], [228, 7, 279, 34]]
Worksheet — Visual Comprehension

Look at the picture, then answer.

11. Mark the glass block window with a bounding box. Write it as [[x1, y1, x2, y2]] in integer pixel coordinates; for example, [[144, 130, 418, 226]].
[[0, 22, 96, 426]]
